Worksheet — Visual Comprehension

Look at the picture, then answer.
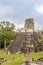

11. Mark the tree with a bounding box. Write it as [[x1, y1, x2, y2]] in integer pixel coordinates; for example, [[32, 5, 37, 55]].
[[38, 30, 43, 44], [0, 21, 17, 50]]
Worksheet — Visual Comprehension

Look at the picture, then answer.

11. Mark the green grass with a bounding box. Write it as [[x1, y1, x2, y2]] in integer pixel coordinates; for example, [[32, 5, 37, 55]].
[[28, 52, 43, 61], [0, 50, 43, 65]]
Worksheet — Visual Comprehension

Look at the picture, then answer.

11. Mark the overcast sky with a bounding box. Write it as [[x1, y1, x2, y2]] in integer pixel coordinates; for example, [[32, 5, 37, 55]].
[[0, 0, 43, 30]]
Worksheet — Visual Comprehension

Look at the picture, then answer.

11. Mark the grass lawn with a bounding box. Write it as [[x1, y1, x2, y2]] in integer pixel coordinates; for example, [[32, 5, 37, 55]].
[[0, 50, 43, 65]]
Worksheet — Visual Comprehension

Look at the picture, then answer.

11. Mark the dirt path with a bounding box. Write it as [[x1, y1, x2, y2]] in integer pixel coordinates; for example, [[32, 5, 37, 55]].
[[20, 62, 43, 65]]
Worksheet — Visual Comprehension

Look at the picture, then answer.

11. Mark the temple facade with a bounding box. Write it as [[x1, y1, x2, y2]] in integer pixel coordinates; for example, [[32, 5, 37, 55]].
[[24, 18, 34, 30], [8, 18, 40, 54]]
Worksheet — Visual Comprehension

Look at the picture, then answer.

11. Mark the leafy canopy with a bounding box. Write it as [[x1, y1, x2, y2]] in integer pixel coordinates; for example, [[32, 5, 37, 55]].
[[0, 21, 17, 48]]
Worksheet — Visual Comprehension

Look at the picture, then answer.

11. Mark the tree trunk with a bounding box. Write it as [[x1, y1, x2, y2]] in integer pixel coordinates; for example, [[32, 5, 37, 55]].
[[4, 40, 6, 50]]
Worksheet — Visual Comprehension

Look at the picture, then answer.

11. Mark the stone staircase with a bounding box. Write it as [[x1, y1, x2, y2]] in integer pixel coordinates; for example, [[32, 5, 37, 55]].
[[7, 32, 39, 54], [7, 33, 25, 53]]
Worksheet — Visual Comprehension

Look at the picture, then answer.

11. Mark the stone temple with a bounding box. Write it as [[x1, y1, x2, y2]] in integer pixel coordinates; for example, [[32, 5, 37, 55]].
[[8, 18, 39, 54], [21, 18, 34, 32], [24, 18, 34, 30]]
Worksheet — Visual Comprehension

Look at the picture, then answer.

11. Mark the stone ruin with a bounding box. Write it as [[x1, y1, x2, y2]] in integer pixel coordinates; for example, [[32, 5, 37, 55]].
[[24, 18, 34, 30], [7, 18, 40, 54]]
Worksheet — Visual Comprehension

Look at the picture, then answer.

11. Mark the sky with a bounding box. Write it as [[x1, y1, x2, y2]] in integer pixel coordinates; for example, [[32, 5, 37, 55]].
[[0, 0, 43, 30]]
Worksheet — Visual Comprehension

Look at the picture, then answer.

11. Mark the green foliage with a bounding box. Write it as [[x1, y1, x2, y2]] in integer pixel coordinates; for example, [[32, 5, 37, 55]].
[[38, 39, 43, 43], [0, 21, 17, 48], [37, 31, 43, 44]]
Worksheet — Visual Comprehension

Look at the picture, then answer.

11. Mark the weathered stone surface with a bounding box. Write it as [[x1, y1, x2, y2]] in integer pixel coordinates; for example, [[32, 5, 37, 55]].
[[24, 18, 34, 30], [36, 57, 43, 64], [38, 43, 43, 51], [7, 32, 39, 54], [23, 56, 33, 63], [7, 33, 24, 53], [0, 58, 6, 64], [20, 62, 39, 65]]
